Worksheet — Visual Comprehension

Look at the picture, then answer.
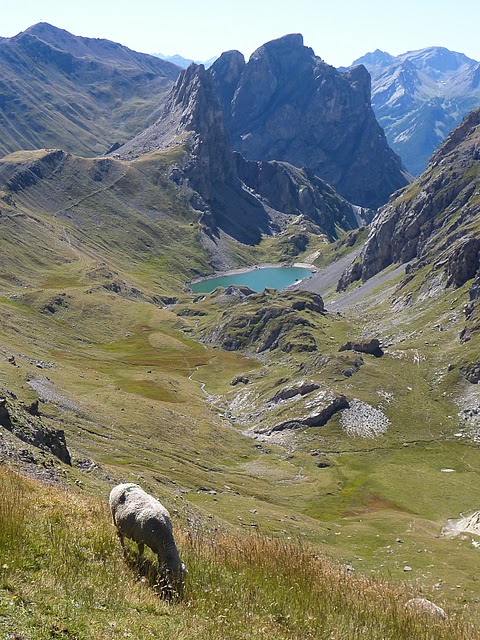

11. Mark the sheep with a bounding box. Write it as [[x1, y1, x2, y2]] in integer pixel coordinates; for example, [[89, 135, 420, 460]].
[[109, 483, 186, 594]]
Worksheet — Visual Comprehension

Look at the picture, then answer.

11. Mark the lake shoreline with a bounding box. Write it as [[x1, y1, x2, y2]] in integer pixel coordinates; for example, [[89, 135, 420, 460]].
[[188, 263, 318, 294], [188, 262, 318, 286]]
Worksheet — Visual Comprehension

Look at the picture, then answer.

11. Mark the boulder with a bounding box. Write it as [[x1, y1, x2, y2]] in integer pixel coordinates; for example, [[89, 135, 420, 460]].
[[339, 338, 383, 357], [404, 598, 446, 620], [272, 381, 320, 403]]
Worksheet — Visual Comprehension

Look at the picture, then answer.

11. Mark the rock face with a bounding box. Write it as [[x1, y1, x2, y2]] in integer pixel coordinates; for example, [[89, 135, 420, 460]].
[[461, 271, 480, 343], [0, 394, 71, 464], [339, 108, 480, 290], [118, 62, 370, 247], [260, 393, 349, 434], [352, 46, 480, 176], [235, 155, 372, 238], [210, 34, 409, 209], [118, 63, 275, 245], [118, 63, 270, 245], [460, 361, 480, 384]]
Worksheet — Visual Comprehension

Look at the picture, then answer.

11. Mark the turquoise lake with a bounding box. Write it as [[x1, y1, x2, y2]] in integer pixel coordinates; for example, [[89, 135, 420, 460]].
[[190, 266, 313, 294]]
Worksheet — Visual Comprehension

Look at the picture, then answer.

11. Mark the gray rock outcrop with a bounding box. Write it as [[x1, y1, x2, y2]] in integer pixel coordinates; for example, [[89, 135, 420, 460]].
[[460, 361, 480, 383], [272, 381, 320, 403], [0, 394, 71, 465], [339, 338, 383, 357], [339, 108, 480, 290], [259, 393, 349, 435]]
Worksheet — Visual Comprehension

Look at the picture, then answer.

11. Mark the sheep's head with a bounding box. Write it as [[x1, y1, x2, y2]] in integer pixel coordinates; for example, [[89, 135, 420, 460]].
[[158, 561, 187, 598]]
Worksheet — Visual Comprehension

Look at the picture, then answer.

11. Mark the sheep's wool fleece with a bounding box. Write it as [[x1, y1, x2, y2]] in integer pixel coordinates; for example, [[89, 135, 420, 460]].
[[109, 483, 173, 539]]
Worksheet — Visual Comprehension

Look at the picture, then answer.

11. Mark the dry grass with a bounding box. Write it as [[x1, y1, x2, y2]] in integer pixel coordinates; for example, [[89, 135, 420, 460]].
[[0, 466, 475, 640]]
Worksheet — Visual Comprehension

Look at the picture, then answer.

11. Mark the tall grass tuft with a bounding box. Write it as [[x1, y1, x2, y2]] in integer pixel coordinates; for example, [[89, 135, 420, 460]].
[[178, 527, 475, 640], [0, 467, 30, 554]]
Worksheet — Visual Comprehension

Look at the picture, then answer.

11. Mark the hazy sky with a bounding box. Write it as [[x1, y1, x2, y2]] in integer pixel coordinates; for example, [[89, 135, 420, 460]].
[[2, 0, 479, 67]]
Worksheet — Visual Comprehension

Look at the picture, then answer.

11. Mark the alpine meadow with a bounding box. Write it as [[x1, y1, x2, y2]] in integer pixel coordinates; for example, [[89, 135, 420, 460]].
[[1, 21, 480, 640]]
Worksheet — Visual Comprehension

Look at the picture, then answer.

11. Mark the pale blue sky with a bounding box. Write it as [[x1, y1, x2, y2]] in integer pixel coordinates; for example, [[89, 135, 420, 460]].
[[2, 0, 479, 67]]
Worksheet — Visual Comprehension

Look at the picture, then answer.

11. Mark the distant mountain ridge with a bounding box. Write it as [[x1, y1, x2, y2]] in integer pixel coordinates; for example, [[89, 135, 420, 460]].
[[153, 52, 217, 69], [0, 22, 181, 157], [351, 46, 480, 175]]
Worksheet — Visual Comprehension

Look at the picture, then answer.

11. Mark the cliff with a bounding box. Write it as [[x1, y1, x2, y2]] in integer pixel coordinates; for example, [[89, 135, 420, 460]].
[[210, 34, 409, 209], [338, 108, 480, 290]]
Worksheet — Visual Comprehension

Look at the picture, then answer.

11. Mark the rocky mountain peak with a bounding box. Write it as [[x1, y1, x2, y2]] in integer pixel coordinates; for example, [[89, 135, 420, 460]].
[[118, 62, 237, 201], [249, 33, 311, 60], [210, 33, 408, 209], [116, 52, 368, 250], [341, 64, 372, 104], [210, 50, 246, 82], [22, 22, 69, 40], [399, 46, 477, 77], [352, 49, 395, 70], [168, 63, 217, 122], [209, 50, 246, 122]]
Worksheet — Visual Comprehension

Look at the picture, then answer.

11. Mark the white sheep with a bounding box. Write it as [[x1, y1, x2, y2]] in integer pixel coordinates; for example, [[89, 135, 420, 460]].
[[109, 483, 186, 593]]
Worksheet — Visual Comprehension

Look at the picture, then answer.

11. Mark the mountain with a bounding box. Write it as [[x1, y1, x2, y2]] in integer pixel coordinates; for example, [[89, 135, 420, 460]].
[[153, 52, 217, 68], [0, 25, 405, 215], [338, 107, 480, 292], [116, 62, 370, 254], [209, 34, 409, 210], [352, 46, 480, 176], [0, 22, 180, 157], [350, 49, 395, 69]]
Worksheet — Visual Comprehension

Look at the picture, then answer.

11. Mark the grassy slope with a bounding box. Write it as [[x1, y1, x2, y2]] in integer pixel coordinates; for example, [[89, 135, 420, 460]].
[[0, 28, 178, 157], [1, 150, 480, 635], [176, 276, 480, 601], [1, 466, 475, 640]]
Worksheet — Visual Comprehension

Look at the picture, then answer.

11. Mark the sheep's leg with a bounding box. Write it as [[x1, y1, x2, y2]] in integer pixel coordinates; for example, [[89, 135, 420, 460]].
[[137, 541, 144, 558], [116, 531, 127, 557]]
